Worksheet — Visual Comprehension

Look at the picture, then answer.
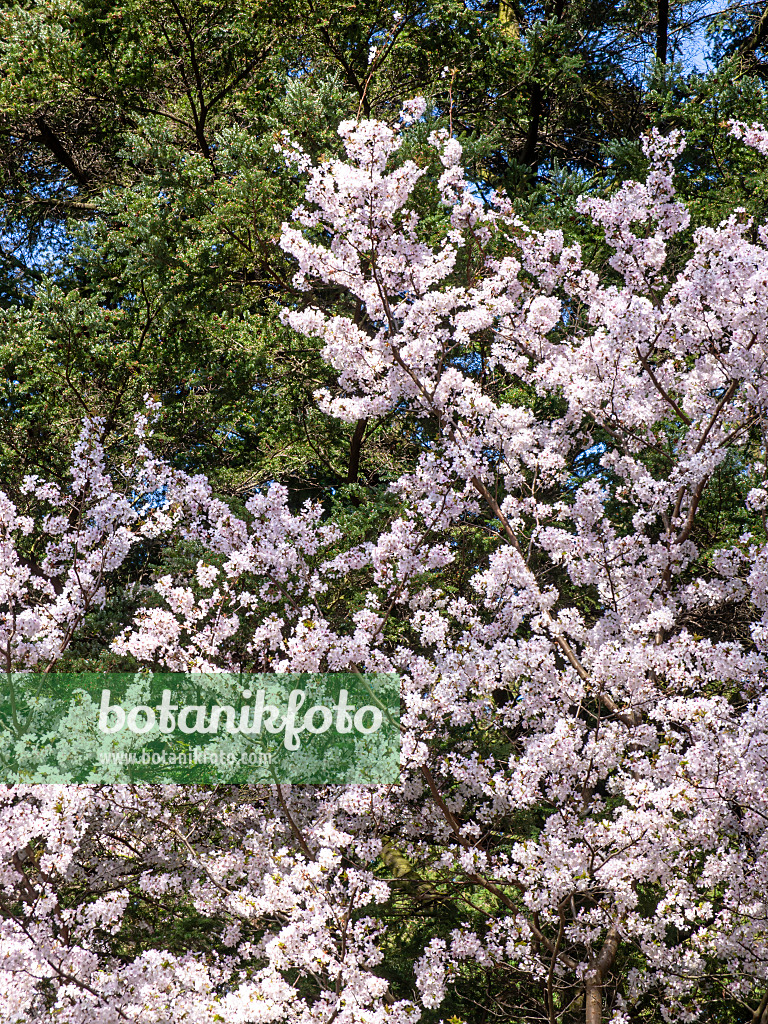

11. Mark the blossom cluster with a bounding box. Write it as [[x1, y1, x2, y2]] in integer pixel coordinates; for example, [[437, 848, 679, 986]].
[[1, 110, 768, 1023]]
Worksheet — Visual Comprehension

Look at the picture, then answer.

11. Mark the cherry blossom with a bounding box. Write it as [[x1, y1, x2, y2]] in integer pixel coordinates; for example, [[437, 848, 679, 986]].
[[2, 112, 768, 1024]]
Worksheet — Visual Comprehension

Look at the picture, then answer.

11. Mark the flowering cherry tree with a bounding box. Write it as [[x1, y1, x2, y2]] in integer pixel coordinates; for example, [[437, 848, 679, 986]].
[[1, 106, 768, 1024]]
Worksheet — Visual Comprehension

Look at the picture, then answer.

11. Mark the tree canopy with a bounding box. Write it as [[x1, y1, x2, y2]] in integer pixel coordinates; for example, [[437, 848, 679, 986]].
[[2, 3, 768, 1023]]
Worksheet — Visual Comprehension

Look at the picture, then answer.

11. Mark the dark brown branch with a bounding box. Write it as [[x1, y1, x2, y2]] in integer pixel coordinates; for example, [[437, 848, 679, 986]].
[[276, 784, 316, 861], [739, 3, 768, 57], [636, 347, 692, 425], [346, 418, 368, 483], [34, 117, 91, 186], [314, 20, 370, 116]]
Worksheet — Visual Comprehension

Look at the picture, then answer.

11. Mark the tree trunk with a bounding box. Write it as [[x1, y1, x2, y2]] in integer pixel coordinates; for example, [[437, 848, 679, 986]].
[[585, 971, 602, 1024], [498, 0, 519, 38], [584, 926, 621, 1024], [346, 418, 368, 483], [521, 81, 543, 175], [656, 0, 669, 64], [751, 991, 768, 1024]]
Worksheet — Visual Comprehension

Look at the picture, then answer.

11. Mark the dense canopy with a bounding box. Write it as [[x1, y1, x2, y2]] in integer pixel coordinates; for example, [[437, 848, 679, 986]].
[[2, 3, 768, 1023]]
